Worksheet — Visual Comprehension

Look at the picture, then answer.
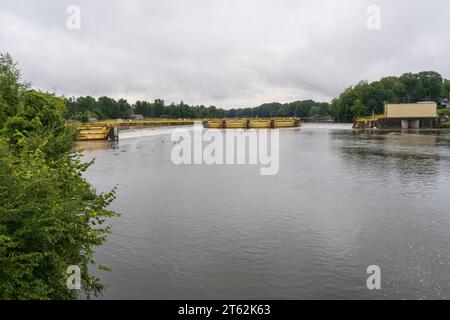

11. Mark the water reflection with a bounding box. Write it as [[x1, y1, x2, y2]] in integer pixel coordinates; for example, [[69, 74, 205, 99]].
[[336, 130, 448, 183]]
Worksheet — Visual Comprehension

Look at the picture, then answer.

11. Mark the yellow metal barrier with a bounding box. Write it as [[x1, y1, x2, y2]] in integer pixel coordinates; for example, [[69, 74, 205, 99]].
[[95, 119, 194, 126], [71, 119, 194, 140], [74, 125, 116, 141], [248, 119, 272, 128], [73, 118, 301, 139], [203, 118, 301, 129]]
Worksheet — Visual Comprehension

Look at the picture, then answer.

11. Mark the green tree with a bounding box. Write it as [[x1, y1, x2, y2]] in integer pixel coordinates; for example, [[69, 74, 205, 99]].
[[117, 98, 131, 119], [152, 99, 165, 118], [0, 53, 117, 299], [134, 100, 151, 117], [443, 79, 450, 96], [350, 99, 367, 118], [417, 71, 443, 101], [0, 53, 29, 128], [399, 73, 421, 102], [97, 96, 120, 119]]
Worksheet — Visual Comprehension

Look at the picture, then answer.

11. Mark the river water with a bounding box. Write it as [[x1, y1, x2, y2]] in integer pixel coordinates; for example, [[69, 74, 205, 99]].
[[79, 123, 450, 299]]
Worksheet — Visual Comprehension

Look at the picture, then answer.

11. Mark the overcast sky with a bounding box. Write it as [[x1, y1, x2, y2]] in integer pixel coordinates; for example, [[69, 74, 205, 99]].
[[1, 0, 449, 108]]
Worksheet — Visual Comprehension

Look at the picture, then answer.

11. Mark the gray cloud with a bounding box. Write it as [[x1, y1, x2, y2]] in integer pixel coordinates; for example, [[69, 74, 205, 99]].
[[1, 0, 449, 108]]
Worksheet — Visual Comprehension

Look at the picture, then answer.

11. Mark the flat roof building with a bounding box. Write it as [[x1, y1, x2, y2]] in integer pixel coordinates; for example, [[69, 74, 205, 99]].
[[382, 102, 438, 129], [384, 102, 437, 119]]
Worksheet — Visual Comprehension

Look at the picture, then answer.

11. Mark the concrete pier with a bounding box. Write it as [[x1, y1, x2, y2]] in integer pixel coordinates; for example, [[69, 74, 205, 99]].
[[401, 120, 410, 129]]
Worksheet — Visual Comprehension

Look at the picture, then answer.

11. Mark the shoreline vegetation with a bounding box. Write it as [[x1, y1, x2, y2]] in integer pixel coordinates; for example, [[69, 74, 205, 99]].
[[65, 71, 450, 124], [0, 53, 118, 299]]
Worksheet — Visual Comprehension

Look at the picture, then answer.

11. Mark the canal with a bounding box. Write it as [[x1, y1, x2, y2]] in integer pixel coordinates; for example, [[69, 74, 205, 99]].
[[79, 124, 450, 299]]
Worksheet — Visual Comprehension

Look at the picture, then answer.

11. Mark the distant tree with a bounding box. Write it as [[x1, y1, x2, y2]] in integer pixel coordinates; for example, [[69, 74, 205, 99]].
[[153, 99, 164, 118], [309, 103, 331, 118], [350, 99, 367, 118], [399, 73, 421, 102], [117, 98, 131, 119], [134, 100, 151, 117], [443, 79, 450, 102], [309, 105, 321, 117], [379, 76, 405, 103], [276, 104, 290, 117], [97, 96, 120, 119], [417, 71, 443, 101]]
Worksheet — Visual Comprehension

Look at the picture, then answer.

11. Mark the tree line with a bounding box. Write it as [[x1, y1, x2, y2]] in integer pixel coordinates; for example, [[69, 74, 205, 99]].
[[65, 96, 330, 122], [230, 71, 449, 122], [226, 100, 332, 119], [65, 96, 226, 121], [65, 71, 450, 124]]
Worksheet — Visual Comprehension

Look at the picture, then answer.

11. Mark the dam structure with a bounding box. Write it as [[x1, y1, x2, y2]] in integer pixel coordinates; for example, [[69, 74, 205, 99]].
[[73, 118, 301, 141], [203, 118, 302, 129], [73, 119, 195, 141]]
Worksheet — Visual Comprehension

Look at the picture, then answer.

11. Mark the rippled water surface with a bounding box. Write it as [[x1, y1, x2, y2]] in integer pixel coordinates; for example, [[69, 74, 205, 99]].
[[80, 124, 450, 299]]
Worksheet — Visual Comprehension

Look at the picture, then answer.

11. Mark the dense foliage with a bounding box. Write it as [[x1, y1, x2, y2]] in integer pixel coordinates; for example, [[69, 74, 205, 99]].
[[65, 96, 227, 121], [331, 71, 450, 122], [226, 100, 331, 119], [0, 53, 117, 299]]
